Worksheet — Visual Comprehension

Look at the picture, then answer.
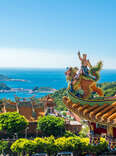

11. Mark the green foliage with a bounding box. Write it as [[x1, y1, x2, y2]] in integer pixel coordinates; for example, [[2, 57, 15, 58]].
[[11, 136, 57, 155], [54, 136, 108, 155], [86, 138, 108, 154], [11, 138, 25, 154], [22, 139, 37, 154], [98, 82, 116, 96], [89, 61, 103, 81], [11, 138, 37, 155], [0, 112, 28, 135], [62, 111, 67, 117], [10, 136, 108, 155], [35, 136, 57, 154], [50, 88, 68, 111], [37, 115, 65, 137], [64, 130, 76, 137], [79, 124, 89, 138], [34, 137, 45, 153], [43, 136, 57, 154], [55, 136, 108, 155], [33, 87, 55, 92], [0, 141, 9, 154], [55, 137, 75, 152]]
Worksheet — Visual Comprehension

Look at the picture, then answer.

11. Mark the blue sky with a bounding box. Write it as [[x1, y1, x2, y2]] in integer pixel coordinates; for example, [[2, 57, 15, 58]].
[[0, 0, 116, 68]]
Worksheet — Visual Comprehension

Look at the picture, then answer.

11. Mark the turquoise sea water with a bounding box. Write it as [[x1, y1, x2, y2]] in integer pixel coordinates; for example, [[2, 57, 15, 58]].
[[0, 68, 116, 100]]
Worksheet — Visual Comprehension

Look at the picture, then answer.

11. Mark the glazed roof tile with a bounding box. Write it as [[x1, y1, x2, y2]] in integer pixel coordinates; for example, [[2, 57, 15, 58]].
[[63, 96, 116, 126]]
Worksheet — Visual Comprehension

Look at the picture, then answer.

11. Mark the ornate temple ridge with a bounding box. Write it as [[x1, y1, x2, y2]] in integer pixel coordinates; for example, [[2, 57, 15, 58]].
[[63, 52, 116, 150]]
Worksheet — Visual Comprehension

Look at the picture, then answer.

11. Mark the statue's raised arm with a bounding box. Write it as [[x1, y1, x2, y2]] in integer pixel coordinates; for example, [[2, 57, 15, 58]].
[[78, 51, 82, 61]]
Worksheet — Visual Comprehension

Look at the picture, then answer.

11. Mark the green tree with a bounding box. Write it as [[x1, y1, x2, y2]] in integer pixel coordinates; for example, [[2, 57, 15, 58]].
[[43, 136, 57, 155], [10, 136, 108, 156], [0, 112, 28, 136], [11, 138, 37, 156], [0, 141, 9, 154], [22, 139, 37, 155], [55, 137, 75, 152], [34, 137, 46, 153], [37, 115, 65, 137], [11, 138, 24, 156], [35, 136, 57, 156]]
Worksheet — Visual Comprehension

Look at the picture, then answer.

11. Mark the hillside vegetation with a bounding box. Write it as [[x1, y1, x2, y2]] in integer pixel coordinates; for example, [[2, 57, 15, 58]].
[[98, 82, 116, 96], [50, 88, 68, 111], [50, 82, 116, 111]]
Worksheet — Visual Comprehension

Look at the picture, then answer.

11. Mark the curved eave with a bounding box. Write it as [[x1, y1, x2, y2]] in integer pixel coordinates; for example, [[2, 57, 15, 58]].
[[63, 96, 116, 127]]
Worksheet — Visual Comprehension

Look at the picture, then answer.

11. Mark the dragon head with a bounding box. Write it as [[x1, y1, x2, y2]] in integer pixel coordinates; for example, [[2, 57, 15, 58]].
[[65, 67, 79, 81]]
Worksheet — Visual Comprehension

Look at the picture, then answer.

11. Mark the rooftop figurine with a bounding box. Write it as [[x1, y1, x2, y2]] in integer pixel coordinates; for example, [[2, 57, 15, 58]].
[[65, 52, 104, 98], [78, 51, 92, 76]]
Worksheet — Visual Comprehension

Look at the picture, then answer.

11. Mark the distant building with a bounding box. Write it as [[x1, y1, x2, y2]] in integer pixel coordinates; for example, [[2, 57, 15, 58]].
[[0, 95, 82, 137]]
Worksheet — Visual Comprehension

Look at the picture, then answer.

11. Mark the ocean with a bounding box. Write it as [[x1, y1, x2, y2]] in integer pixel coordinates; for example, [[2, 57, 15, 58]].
[[0, 68, 116, 100]]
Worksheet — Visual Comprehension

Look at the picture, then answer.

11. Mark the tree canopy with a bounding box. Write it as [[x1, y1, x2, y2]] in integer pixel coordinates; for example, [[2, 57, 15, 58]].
[[0, 141, 9, 154], [11, 138, 37, 155], [37, 115, 65, 137], [0, 112, 28, 135], [11, 136, 108, 156]]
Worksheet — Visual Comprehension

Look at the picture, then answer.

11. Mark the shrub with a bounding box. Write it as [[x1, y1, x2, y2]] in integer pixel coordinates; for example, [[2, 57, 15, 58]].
[[64, 130, 76, 137], [55, 137, 75, 152], [34, 137, 46, 153], [11, 136, 108, 155], [0, 141, 9, 154], [37, 115, 65, 137], [0, 112, 28, 135], [11, 138, 37, 155], [34, 136, 57, 156]]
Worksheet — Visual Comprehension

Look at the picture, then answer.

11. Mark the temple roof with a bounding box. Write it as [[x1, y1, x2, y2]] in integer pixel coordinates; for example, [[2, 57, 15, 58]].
[[0, 96, 55, 122], [63, 96, 116, 127]]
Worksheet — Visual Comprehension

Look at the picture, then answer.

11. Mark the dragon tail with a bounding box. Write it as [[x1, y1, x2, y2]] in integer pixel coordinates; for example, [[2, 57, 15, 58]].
[[95, 61, 103, 71]]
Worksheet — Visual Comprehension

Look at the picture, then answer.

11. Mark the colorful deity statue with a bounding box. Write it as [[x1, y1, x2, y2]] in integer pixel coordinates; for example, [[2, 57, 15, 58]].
[[78, 51, 92, 76], [65, 52, 104, 98]]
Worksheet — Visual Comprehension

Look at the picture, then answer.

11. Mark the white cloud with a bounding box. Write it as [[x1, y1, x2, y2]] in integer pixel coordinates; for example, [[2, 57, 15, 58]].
[[0, 48, 77, 68], [0, 48, 115, 69]]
